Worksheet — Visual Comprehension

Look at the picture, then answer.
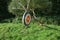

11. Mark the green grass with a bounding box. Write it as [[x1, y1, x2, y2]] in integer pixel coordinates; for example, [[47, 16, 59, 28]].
[[0, 23, 60, 40]]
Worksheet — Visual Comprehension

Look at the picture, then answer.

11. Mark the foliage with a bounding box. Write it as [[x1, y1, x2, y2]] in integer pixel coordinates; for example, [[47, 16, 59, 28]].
[[0, 0, 14, 20], [8, 0, 52, 16], [0, 0, 60, 20], [0, 23, 60, 40]]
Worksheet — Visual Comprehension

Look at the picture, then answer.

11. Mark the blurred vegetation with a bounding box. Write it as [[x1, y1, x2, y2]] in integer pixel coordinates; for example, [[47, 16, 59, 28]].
[[0, 0, 15, 21], [0, 0, 60, 40], [0, 0, 60, 25], [0, 23, 60, 40]]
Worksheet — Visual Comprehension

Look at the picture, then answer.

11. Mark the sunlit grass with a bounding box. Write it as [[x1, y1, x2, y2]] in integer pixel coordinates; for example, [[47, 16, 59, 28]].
[[0, 23, 60, 40]]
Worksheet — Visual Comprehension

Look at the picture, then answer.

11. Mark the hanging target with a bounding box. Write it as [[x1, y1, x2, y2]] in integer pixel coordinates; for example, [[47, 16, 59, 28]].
[[22, 11, 31, 26]]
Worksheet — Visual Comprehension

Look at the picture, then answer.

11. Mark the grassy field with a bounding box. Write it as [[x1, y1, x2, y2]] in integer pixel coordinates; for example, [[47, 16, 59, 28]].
[[0, 22, 60, 40]]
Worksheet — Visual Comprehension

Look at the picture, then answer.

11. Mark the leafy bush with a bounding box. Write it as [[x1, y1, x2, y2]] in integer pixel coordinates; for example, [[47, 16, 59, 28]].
[[8, 0, 52, 16]]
